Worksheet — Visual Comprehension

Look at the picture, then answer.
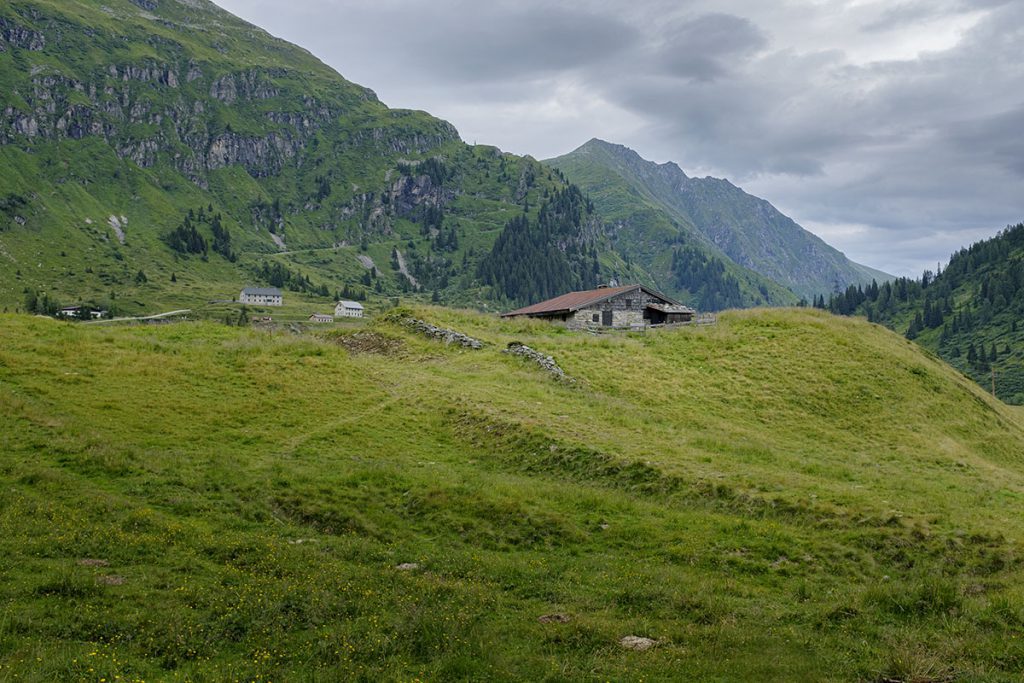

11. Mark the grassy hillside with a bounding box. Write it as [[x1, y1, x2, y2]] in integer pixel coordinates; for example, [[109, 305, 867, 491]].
[[3, 308, 1024, 680], [825, 222, 1024, 404], [547, 139, 891, 302]]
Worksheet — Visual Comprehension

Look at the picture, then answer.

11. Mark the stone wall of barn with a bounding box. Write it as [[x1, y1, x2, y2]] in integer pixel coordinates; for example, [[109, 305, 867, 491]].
[[567, 309, 599, 329], [565, 290, 659, 329]]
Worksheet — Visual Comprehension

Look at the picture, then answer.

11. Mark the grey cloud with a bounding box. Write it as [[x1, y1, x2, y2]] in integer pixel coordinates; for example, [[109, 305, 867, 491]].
[[947, 107, 1024, 177], [861, 1, 957, 32], [861, 0, 1013, 32], [657, 13, 767, 81], [219, 1, 641, 85], [353, 4, 642, 83], [608, 47, 870, 177]]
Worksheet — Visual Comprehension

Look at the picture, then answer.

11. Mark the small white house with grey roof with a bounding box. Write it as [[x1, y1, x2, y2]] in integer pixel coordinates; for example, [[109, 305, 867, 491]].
[[239, 286, 283, 306], [335, 300, 364, 318]]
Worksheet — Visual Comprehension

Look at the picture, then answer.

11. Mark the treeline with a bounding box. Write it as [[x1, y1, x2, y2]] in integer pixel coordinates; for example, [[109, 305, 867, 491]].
[[821, 223, 1024, 335], [336, 283, 367, 302], [253, 260, 329, 297], [23, 290, 63, 316], [670, 246, 748, 311], [477, 186, 601, 305], [418, 204, 445, 235], [312, 174, 332, 202], [163, 205, 236, 261], [821, 222, 1024, 402]]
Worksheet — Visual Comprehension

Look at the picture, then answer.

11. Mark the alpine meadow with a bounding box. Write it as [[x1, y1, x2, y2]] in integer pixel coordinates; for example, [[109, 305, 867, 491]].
[[1, 0, 1024, 681]]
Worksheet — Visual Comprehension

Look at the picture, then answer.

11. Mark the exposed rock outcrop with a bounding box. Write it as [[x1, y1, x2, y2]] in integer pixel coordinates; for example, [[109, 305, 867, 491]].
[[0, 18, 45, 51], [387, 172, 455, 217], [108, 63, 178, 87], [209, 69, 280, 104], [206, 132, 301, 176], [0, 59, 455, 188], [0, 14, 463, 195]]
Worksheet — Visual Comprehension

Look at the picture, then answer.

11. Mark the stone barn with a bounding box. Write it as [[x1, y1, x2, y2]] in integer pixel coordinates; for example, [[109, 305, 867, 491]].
[[502, 284, 695, 329]]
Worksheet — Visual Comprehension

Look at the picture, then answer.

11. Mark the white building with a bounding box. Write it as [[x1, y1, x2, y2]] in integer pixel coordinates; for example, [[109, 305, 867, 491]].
[[239, 287, 283, 306], [335, 300, 364, 318], [308, 313, 334, 323], [57, 306, 106, 319]]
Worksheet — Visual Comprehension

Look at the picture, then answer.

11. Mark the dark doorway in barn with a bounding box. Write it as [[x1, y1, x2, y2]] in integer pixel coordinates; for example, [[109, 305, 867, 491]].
[[644, 307, 667, 325], [602, 310, 613, 326]]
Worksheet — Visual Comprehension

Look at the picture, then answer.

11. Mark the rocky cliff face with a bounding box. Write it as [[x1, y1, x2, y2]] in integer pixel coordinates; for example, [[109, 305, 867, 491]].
[[208, 69, 279, 104], [1, 59, 453, 183], [0, 2, 459, 192], [0, 16, 45, 51]]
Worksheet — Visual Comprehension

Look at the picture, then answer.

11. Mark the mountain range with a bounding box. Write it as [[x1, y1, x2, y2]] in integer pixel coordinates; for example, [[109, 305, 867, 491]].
[[546, 139, 890, 302], [0, 0, 888, 315]]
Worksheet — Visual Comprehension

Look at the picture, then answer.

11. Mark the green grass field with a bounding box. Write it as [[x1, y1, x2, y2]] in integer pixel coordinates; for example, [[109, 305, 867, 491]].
[[2, 307, 1024, 681]]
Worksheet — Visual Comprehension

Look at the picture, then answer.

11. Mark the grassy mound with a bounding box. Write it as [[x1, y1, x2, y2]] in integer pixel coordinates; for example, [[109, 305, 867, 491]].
[[2, 308, 1024, 680]]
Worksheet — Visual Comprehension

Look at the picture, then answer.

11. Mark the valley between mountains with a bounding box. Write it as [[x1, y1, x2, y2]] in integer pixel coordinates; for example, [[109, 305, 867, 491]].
[[1, 1, 1023, 681]]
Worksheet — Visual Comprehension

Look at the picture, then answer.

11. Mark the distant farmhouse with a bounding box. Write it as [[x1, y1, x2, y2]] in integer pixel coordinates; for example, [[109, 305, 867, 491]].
[[308, 313, 334, 323], [503, 284, 694, 329], [57, 306, 106, 319], [335, 300, 364, 318], [239, 286, 283, 306]]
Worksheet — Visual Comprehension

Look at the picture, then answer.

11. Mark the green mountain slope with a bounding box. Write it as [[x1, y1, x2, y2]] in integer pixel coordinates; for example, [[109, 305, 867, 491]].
[[546, 139, 891, 301], [0, 0, 642, 314], [825, 222, 1024, 404], [545, 143, 796, 310], [3, 308, 1024, 679]]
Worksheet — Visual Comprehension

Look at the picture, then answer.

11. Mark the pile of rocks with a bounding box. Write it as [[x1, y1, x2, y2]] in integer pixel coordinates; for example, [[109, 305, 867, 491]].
[[504, 342, 573, 382], [399, 317, 483, 349]]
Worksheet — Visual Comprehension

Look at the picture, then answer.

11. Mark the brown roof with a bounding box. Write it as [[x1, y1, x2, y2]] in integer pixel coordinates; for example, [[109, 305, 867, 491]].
[[502, 284, 683, 317]]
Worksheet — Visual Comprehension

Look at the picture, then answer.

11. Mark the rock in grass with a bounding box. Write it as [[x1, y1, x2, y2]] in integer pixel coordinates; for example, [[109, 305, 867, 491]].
[[538, 613, 571, 624], [619, 635, 658, 651], [396, 562, 420, 571], [97, 575, 126, 585], [77, 559, 109, 567]]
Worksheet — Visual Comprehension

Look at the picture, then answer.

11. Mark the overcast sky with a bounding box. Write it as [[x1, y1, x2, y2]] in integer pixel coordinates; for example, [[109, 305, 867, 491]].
[[216, 0, 1024, 277]]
